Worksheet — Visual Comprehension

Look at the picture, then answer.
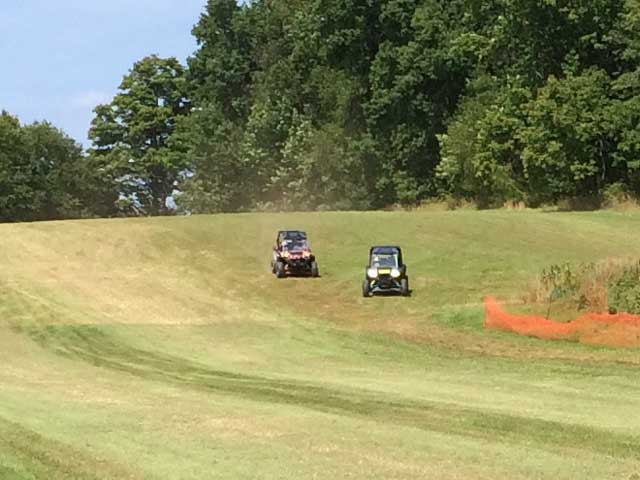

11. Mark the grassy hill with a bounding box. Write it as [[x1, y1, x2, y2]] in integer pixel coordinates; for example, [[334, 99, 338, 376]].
[[1, 210, 639, 479]]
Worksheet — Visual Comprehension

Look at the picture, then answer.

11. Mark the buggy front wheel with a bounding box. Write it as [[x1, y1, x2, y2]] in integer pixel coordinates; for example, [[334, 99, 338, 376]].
[[275, 261, 286, 278], [362, 280, 371, 298]]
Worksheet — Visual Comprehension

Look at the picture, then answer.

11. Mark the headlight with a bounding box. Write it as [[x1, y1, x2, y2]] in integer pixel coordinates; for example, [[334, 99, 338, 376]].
[[282, 251, 290, 258], [391, 268, 401, 278], [367, 268, 378, 278]]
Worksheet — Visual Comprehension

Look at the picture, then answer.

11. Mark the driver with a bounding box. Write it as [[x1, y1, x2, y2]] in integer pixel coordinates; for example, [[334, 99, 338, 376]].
[[281, 239, 293, 250]]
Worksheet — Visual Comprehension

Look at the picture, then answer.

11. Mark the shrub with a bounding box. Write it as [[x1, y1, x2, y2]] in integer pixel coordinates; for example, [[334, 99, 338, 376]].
[[608, 262, 640, 314], [602, 182, 636, 209], [528, 258, 640, 313]]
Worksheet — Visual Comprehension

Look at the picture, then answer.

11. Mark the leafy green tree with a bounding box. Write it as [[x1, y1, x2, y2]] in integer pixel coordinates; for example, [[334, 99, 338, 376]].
[[518, 69, 614, 203], [607, 71, 640, 193], [437, 77, 529, 207], [259, 112, 369, 210], [188, 0, 254, 122], [619, 0, 640, 62], [365, 0, 483, 204], [0, 111, 102, 221], [22, 121, 91, 219], [480, 0, 625, 83], [178, 0, 640, 211], [0, 112, 33, 221], [440, 69, 619, 206], [184, 0, 374, 211], [172, 104, 247, 213], [89, 55, 190, 215]]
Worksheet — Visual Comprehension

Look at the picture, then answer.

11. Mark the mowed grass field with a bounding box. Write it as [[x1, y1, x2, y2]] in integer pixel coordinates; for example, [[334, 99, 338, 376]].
[[1, 210, 640, 479]]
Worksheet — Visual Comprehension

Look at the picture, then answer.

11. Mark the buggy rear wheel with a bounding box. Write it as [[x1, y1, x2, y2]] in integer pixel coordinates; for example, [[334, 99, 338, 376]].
[[311, 261, 319, 277], [400, 278, 409, 296]]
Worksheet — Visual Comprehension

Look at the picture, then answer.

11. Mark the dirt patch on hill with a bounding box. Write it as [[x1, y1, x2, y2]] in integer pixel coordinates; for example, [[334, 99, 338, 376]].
[[484, 296, 640, 348]]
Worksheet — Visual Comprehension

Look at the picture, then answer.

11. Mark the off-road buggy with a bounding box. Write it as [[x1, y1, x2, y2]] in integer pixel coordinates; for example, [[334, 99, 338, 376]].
[[362, 246, 409, 297], [271, 230, 319, 278]]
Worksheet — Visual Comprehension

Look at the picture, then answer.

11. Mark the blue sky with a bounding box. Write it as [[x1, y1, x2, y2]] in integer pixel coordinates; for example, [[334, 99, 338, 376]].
[[1, 0, 207, 146]]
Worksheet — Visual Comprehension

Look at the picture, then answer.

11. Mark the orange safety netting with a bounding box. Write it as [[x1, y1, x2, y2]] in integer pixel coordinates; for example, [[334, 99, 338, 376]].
[[484, 296, 640, 348]]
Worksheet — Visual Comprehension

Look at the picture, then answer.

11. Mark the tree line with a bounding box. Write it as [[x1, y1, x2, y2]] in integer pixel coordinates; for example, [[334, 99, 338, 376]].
[[0, 112, 117, 222], [3, 0, 640, 221]]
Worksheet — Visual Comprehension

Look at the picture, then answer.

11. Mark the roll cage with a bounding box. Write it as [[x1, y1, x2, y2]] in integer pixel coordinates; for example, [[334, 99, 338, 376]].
[[368, 246, 404, 268], [276, 230, 308, 249]]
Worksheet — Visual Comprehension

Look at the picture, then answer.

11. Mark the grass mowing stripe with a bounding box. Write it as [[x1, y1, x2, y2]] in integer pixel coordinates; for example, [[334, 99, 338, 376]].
[[22, 324, 640, 461], [0, 417, 148, 480], [3, 212, 640, 478]]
